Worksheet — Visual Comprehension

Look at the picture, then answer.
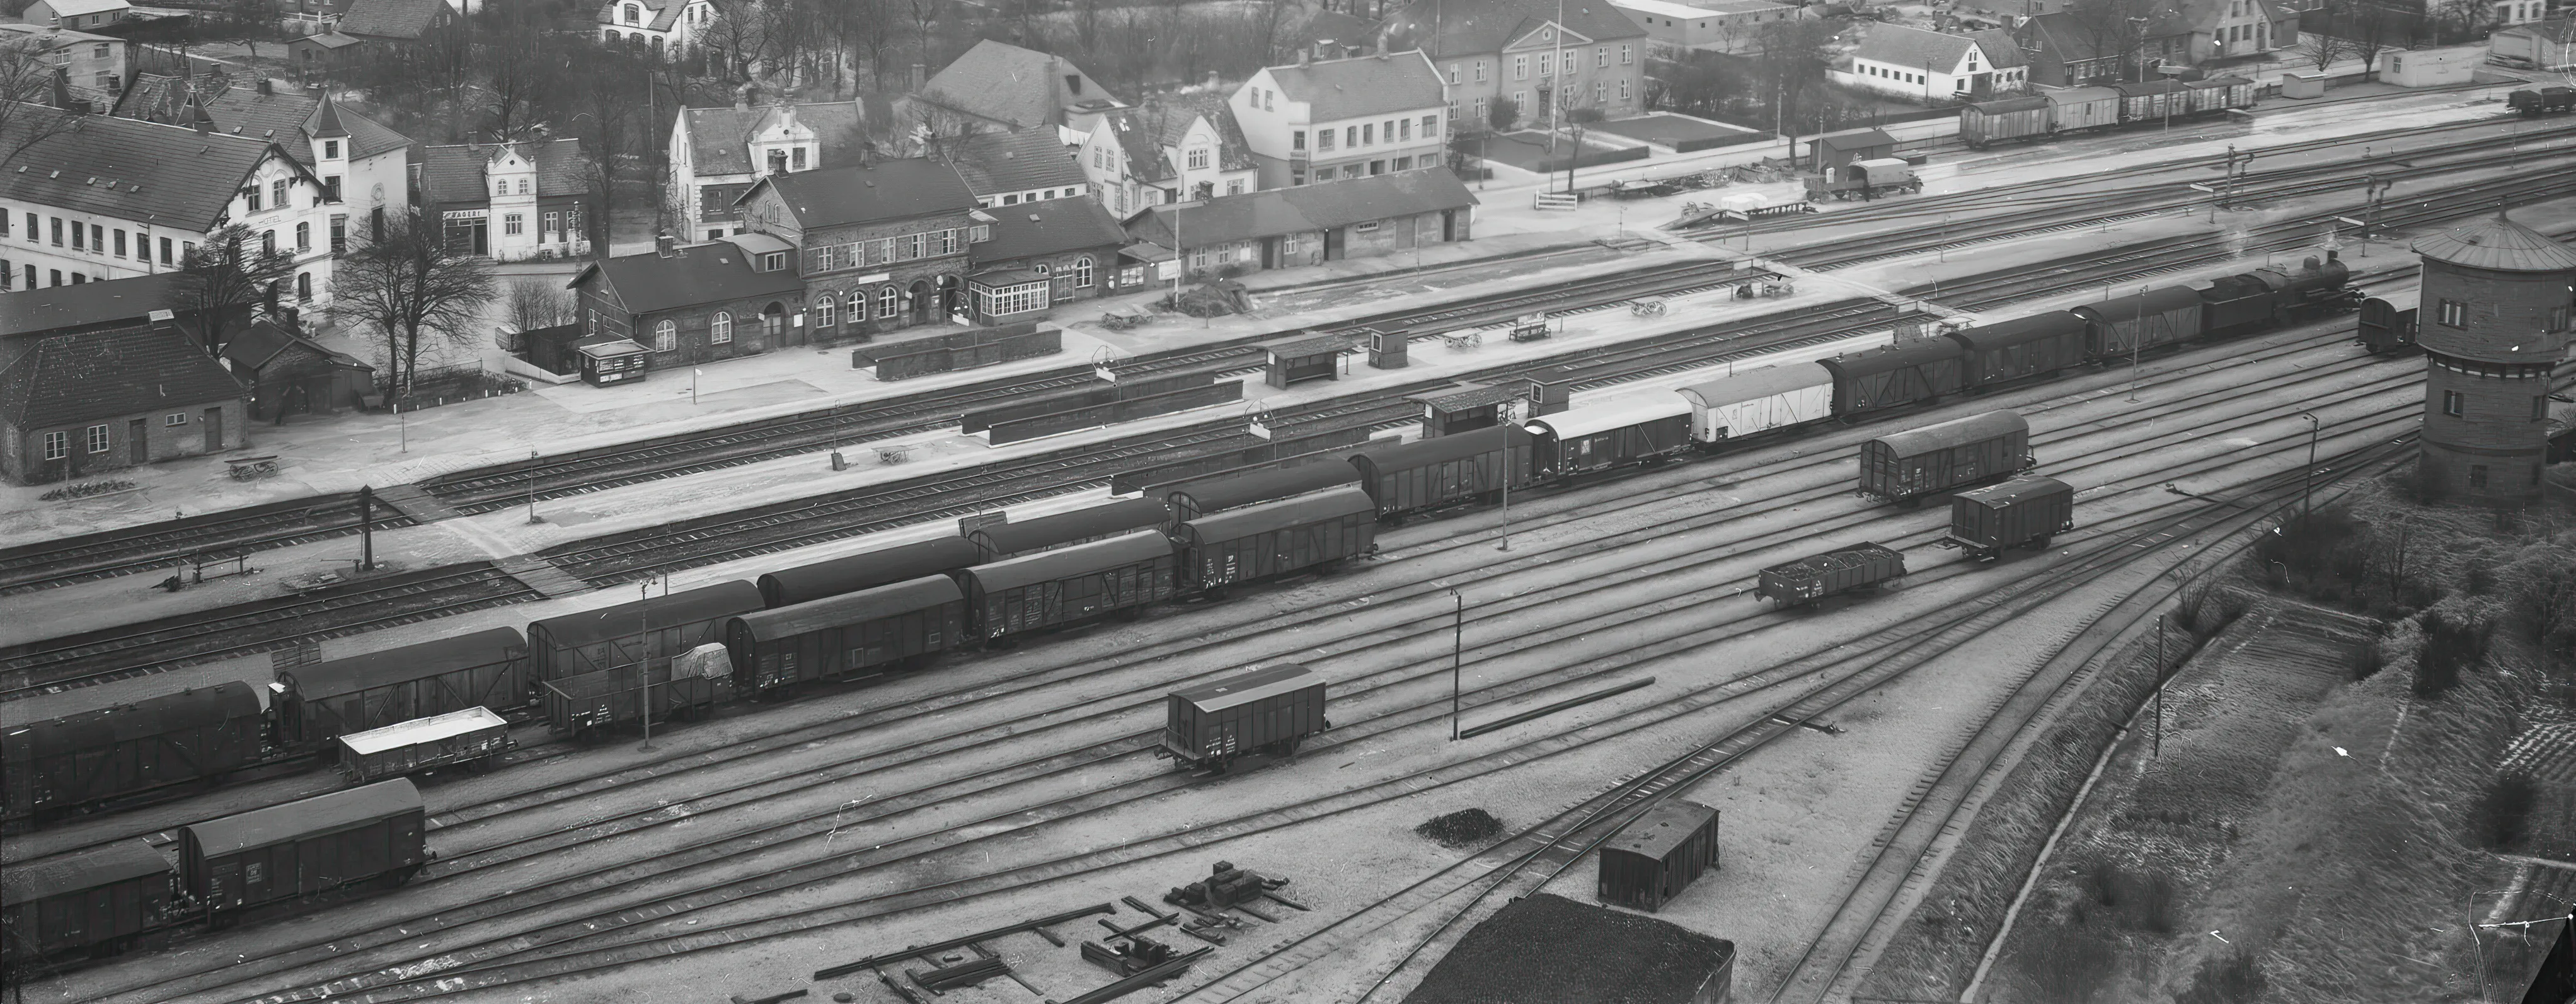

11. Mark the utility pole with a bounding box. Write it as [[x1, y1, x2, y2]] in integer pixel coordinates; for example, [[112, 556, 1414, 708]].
[[526, 448, 543, 524], [1451, 590, 1464, 740], [357, 484, 375, 571], [2301, 412, 2320, 516], [636, 579, 657, 753], [2129, 284, 2148, 401]]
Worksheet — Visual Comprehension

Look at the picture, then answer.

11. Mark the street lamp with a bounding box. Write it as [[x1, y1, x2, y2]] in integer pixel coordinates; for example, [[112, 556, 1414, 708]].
[[1448, 588, 1465, 741], [2300, 412, 2320, 516], [2128, 284, 2149, 401], [525, 447, 544, 524]]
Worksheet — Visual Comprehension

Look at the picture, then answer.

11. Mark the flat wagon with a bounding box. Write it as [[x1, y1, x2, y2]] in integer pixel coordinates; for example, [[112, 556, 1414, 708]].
[[1678, 364, 1834, 444], [1856, 410, 2032, 505], [334, 707, 513, 784], [1161, 462, 1363, 523], [1948, 475, 2076, 560], [724, 575, 968, 693], [2072, 286, 2205, 359], [1820, 339, 1966, 419], [2357, 287, 2420, 355], [1348, 424, 1532, 521], [1175, 485, 1377, 594], [2044, 86, 2122, 132], [273, 626, 529, 746], [3, 682, 264, 824], [1524, 396, 1694, 480], [1960, 95, 2053, 148], [754, 536, 982, 608], [540, 659, 723, 734], [1, 841, 175, 959], [967, 497, 1173, 561], [180, 778, 426, 924], [960, 529, 1178, 642], [526, 580, 764, 681], [1597, 799, 1720, 913], [1161, 664, 1329, 772], [1945, 311, 2090, 387], [1755, 543, 1906, 608]]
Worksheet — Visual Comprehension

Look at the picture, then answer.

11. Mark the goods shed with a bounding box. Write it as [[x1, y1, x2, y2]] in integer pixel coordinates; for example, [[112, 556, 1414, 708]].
[[1807, 127, 1896, 171]]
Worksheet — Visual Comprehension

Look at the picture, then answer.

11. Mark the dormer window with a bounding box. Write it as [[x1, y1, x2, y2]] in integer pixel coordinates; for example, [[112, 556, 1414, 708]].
[[791, 147, 805, 170], [768, 149, 786, 174], [623, 3, 640, 23], [1066, 74, 1082, 95], [761, 251, 785, 271]]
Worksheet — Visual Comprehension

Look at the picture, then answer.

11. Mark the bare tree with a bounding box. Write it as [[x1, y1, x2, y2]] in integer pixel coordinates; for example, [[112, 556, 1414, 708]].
[[2509, 541, 2576, 657], [0, 38, 86, 165], [2064, 0, 2151, 81], [503, 278, 577, 335], [331, 209, 498, 393], [2343, 0, 2398, 79], [2297, 26, 2352, 71], [477, 7, 560, 141], [176, 225, 299, 352]]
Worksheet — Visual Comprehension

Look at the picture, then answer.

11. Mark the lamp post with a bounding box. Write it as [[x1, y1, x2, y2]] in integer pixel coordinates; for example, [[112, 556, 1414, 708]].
[[636, 579, 657, 754], [525, 448, 543, 524], [2128, 283, 2148, 401], [2300, 412, 2319, 516], [1449, 589, 1465, 740]]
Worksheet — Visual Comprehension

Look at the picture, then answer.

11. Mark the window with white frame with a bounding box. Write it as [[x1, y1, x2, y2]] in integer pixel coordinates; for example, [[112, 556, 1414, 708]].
[[815, 295, 836, 328], [1515, 54, 1529, 78], [976, 280, 1049, 316], [710, 311, 733, 343], [878, 286, 899, 318], [1187, 146, 1210, 170], [1621, 43, 1633, 63], [86, 424, 109, 453], [654, 320, 676, 351], [1476, 60, 1488, 81], [814, 245, 836, 271], [165, 412, 188, 427], [42, 430, 67, 460], [1074, 256, 1094, 287], [846, 291, 865, 323], [504, 214, 524, 236]]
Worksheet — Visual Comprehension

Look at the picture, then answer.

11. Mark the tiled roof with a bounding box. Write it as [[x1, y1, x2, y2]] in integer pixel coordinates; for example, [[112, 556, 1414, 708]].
[[417, 139, 589, 205], [1128, 166, 1478, 246], [917, 40, 1118, 129], [948, 126, 1086, 197], [2016, 13, 2115, 62], [0, 325, 246, 432], [0, 273, 187, 337], [1852, 23, 1979, 69], [748, 158, 979, 228], [596, 0, 685, 31], [1293, 8, 1383, 49], [336, 0, 445, 39], [1096, 97, 1255, 185], [680, 96, 891, 176], [976, 197, 1126, 263], [144, 84, 413, 165], [2412, 211, 2576, 273], [0, 107, 286, 231], [1383, 0, 1645, 59], [220, 318, 369, 372], [42, 0, 129, 16], [1265, 50, 1444, 123], [1965, 28, 2027, 68], [570, 243, 807, 318]]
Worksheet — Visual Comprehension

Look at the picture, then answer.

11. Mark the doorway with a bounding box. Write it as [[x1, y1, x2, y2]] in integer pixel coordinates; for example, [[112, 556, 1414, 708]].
[[1323, 228, 1345, 261], [127, 418, 146, 464], [907, 280, 932, 325], [204, 407, 222, 452]]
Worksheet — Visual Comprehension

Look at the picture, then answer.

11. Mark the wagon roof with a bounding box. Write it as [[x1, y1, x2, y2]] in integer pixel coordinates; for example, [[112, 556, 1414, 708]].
[[1529, 395, 1691, 440], [1181, 486, 1374, 545], [1353, 423, 1527, 471], [965, 529, 1173, 593], [280, 626, 528, 700], [1819, 337, 1962, 379], [336, 707, 508, 756], [2185, 74, 2253, 88], [1967, 96, 2050, 113], [1945, 310, 2086, 350], [733, 575, 965, 642], [972, 497, 1171, 556], [1868, 409, 2028, 458], [2045, 86, 2122, 103], [2366, 286, 2421, 312], [2068, 284, 2204, 320], [184, 778, 421, 858], [757, 537, 983, 605], [1171, 663, 1322, 712], [0, 840, 173, 903], [1604, 799, 1718, 860], [1676, 363, 1832, 409], [2, 681, 260, 756], [529, 581, 764, 650], [1956, 475, 2073, 506], [1164, 463, 1362, 514]]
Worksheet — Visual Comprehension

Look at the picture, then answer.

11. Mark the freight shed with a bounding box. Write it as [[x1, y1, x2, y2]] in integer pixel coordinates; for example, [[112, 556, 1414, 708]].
[[1400, 892, 1735, 1004]]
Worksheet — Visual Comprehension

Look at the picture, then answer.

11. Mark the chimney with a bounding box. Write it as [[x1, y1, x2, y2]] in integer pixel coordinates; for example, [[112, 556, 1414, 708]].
[[1298, 47, 1313, 66], [1205, 70, 1220, 89], [655, 231, 676, 257], [910, 62, 926, 91]]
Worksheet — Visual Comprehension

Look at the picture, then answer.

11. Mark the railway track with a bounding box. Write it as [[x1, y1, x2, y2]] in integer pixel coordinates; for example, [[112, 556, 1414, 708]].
[[0, 493, 414, 596]]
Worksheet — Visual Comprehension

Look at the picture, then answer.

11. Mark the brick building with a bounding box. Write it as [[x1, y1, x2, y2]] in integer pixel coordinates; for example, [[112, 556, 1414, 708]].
[[735, 158, 987, 340], [0, 24, 127, 110], [965, 197, 1130, 324], [0, 324, 250, 484], [1379, 0, 1648, 133], [567, 234, 810, 369], [2409, 212, 2576, 505], [1123, 167, 1475, 277]]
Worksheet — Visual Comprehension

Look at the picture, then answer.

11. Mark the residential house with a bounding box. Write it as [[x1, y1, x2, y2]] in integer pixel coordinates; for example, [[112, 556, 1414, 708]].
[[285, 32, 365, 78], [219, 317, 375, 420], [2492, 18, 2575, 69], [1380, 0, 1650, 133], [279, 0, 354, 36], [0, 323, 250, 485], [1611, 0, 1803, 57], [668, 91, 894, 241], [1076, 96, 1258, 219], [0, 272, 194, 367], [0, 24, 127, 110], [904, 40, 1128, 139], [1291, 8, 1384, 60], [2014, 12, 2130, 87], [1124, 167, 1476, 278], [2137, 0, 2294, 67], [597, 0, 716, 57], [965, 197, 1129, 325], [333, 0, 459, 49], [24, 0, 129, 32], [567, 235, 808, 368], [1829, 23, 2028, 100], [1235, 50, 1447, 189], [119, 78, 412, 250], [2494, 0, 2551, 26], [734, 158, 987, 340], [417, 139, 592, 262], [948, 126, 1089, 209], [0, 107, 338, 305]]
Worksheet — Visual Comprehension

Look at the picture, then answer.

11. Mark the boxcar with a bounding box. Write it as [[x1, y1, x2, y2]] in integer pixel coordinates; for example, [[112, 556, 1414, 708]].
[[2115, 79, 2187, 122], [1175, 485, 1377, 593], [1856, 410, 2032, 504], [180, 778, 426, 923], [967, 497, 1173, 561], [1960, 96, 2052, 148], [3, 682, 264, 824], [1348, 424, 1532, 520], [2510, 86, 2576, 115], [334, 707, 512, 785], [2045, 86, 2122, 132], [724, 575, 968, 693], [2072, 286, 2205, 359], [273, 626, 529, 746], [1945, 311, 2090, 388], [2358, 287, 2420, 355], [1161, 462, 1363, 523], [1597, 799, 1720, 913], [1161, 664, 1329, 772], [755, 536, 982, 608], [2185, 75, 2256, 112], [1819, 339, 1965, 418], [960, 529, 1178, 642], [0, 841, 174, 959], [1677, 364, 1835, 444], [1948, 476, 2076, 560], [540, 659, 723, 734], [1524, 396, 1694, 480], [526, 580, 764, 681], [1755, 543, 1906, 608]]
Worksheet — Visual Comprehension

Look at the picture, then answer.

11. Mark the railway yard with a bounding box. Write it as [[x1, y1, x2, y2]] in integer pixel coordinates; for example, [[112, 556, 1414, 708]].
[[6, 78, 2576, 1004]]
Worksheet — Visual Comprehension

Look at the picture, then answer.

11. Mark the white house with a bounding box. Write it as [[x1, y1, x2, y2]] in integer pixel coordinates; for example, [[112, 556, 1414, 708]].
[[24, 0, 129, 31], [115, 79, 412, 255], [0, 24, 126, 109], [418, 139, 592, 262], [1611, 0, 1804, 57], [1076, 95, 1258, 218], [1234, 49, 1449, 189], [597, 0, 714, 55], [1830, 23, 2028, 100], [1, 108, 338, 304], [2492, 0, 2550, 25], [2492, 18, 2576, 69], [667, 92, 890, 241]]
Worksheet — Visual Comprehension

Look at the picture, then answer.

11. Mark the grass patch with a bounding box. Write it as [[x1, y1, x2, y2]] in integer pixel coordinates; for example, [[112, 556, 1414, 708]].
[[2174, 948, 2265, 1004], [2475, 773, 2537, 851], [1415, 808, 1505, 849]]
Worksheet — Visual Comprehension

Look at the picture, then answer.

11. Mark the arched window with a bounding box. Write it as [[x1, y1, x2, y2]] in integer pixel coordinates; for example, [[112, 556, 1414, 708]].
[[262, 230, 276, 255], [1074, 255, 1094, 289], [653, 319, 676, 352], [815, 294, 835, 328], [296, 272, 311, 300], [846, 291, 865, 325], [710, 311, 733, 343], [294, 221, 309, 252], [876, 286, 898, 319]]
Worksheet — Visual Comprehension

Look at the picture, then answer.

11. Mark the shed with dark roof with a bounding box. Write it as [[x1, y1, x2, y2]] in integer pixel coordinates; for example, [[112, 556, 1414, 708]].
[[0, 273, 194, 364], [568, 239, 809, 367], [219, 318, 375, 420], [0, 325, 250, 485], [1125, 168, 1477, 272]]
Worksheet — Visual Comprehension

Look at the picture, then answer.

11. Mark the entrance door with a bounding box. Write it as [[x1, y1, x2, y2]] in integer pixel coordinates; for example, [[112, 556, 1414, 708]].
[[1323, 228, 1345, 261], [907, 280, 932, 325], [472, 221, 488, 257], [1261, 238, 1279, 269], [127, 418, 147, 464], [762, 303, 786, 345], [1442, 209, 1457, 241], [204, 407, 222, 452]]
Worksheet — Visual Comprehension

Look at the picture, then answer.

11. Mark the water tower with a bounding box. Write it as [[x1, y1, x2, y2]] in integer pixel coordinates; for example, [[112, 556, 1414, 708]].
[[2408, 211, 2576, 505]]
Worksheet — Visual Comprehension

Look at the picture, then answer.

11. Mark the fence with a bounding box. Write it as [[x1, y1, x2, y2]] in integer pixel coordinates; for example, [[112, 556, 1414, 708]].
[[986, 381, 1244, 446], [960, 371, 1217, 434]]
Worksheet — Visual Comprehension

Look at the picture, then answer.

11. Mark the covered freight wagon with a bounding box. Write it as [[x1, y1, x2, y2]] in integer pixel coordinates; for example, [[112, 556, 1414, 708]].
[[0, 840, 175, 957], [1523, 396, 1694, 480], [541, 658, 723, 734], [2115, 79, 2188, 122], [334, 707, 512, 784], [180, 778, 426, 921], [1597, 799, 1721, 913], [1856, 410, 2033, 504], [1756, 543, 1906, 608], [754, 536, 982, 608], [967, 497, 1173, 561], [1161, 664, 1329, 772], [526, 580, 764, 681], [3, 681, 265, 824], [1175, 485, 1377, 593], [272, 627, 530, 746], [1945, 311, 2090, 387], [2358, 288, 2420, 355], [1348, 424, 1532, 520], [1948, 475, 2076, 560], [2044, 86, 2122, 132], [1819, 339, 1965, 418], [2183, 75, 2256, 113], [1160, 463, 1364, 523], [725, 575, 968, 693], [1678, 364, 1834, 444], [2072, 286, 2205, 359], [1960, 96, 2052, 148], [960, 529, 1178, 642]]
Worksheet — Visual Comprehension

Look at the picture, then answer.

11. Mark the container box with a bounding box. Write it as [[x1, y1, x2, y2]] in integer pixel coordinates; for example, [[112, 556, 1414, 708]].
[[1856, 410, 2032, 504], [1348, 424, 1532, 519], [1162, 664, 1330, 771], [2072, 286, 2205, 359], [1819, 340, 1964, 418], [960, 529, 1178, 641], [1756, 543, 1906, 607], [334, 707, 514, 784], [1949, 476, 2077, 560], [1598, 799, 1721, 913], [1677, 364, 1834, 444], [3, 681, 265, 823], [1525, 396, 1694, 479], [180, 778, 426, 918], [1944, 311, 2090, 387]]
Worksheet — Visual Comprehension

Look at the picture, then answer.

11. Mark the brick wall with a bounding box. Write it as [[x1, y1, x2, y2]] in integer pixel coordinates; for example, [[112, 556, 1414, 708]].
[[2417, 259, 2576, 365], [2421, 364, 2551, 502], [6, 399, 246, 484]]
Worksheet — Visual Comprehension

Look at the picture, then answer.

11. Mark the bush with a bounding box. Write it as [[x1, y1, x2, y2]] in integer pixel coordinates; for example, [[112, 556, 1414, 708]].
[[2475, 773, 2537, 850], [2175, 949, 2266, 1004], [2016, 925, 2119, 1004], [2082, 860, 2178, 933], [39, 478, 137, 501], [2347, 641, 2387, 681], [2413, 606, 2495, 697]]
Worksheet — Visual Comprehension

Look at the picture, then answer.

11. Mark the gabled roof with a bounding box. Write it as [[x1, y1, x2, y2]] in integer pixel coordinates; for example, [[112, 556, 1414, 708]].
[[2016, 12, 2118, 62], [301, 30, 364, 48], [597, 0, 685, 31], [1851, 23, 1985, 69], [1096, 97, 1256, 185], [1965, 28, 2027, 67], [570, 242, 808, 316], [917, 40, 1120, 130], [0, 272, 189, 338], [144, 84, 413, 165], [742, 158, 979, 229], [948, 126, 1086, 197], [1382, 0, 1645, 60], [680, 96, 893, 177], [1293, 8, 1384, 50], [219, 318, 371, 373], [418, 139, 589, 205], [40, 0, 129, 16], [335, 0, 446, 39], [1264, 50, 1444, 122], [1128, 167, 1478, 246], [0, 107, 292, 231], [0, 325, 248, 432], [0, 22, 118, 47], [2412, 211, 2576, 274], [975, 197, 1127, 263]]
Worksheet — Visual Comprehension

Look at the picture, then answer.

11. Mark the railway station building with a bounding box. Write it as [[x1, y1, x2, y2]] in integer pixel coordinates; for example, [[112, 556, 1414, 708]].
[[566, 234, 809, 369], [2409, 211, 2576, 505], [964, 197, 1130, 325], [0, 323, 251, 485], [1122, 167, 1476, 277], [733, 158, 989, 338]]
